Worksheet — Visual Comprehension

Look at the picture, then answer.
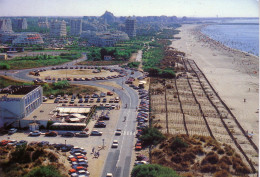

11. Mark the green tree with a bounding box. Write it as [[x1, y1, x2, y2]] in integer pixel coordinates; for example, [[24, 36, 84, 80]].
[[24, 165, 62, 177], [0, 63, 10, 70], [131, 164, 180, 177], [139, 127, 165, 146]]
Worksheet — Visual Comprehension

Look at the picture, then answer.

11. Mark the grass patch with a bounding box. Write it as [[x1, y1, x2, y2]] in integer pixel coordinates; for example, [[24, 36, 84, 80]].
[[0, 52, 81, 70]]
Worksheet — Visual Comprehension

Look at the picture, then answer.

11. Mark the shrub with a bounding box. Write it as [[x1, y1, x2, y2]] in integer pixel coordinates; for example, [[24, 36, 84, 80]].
[[219, 156, 232, 165], [200, 164, 217, 173], [0, 63, 10, 70], [52, 80, 70, 89], [131, 164, 180, 177], [201, 151, 219, 165], [24, 165, 62, 177], [213, 170, 231, 177], [170, 137, 188, 152], [139, 127, 165, 146]]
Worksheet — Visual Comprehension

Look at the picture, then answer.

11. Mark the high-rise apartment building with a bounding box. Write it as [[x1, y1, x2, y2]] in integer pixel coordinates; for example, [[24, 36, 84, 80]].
[[50, 20, 67, 37], [12, 18, 28, 30], [70, 19, 82, 36], [125, 18, 136, 38], [0, 18, 13, 32]]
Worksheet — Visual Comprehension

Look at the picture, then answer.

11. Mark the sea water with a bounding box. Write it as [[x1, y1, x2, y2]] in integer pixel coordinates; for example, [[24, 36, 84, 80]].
[[201, 20, 259, 56]]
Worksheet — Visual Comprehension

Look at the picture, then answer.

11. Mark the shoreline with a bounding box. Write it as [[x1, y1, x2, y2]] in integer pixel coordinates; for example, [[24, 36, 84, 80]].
[[171, 24, 259, 146], [196, 24, 259, 59]]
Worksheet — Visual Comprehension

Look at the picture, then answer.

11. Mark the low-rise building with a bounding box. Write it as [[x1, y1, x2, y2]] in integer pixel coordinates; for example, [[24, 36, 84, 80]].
[[12, 32, 44, 45], [0, 53, 7, 60], [81, 30, 129, 47], [0, 85, 43, 128]]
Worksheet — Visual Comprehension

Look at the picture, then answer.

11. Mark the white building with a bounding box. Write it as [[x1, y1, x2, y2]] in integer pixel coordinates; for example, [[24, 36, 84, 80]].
[[70, 19, 82, 36], [81, 30, 129, 47], [50, 20, 67, 37], [0, 85, 43, 128]]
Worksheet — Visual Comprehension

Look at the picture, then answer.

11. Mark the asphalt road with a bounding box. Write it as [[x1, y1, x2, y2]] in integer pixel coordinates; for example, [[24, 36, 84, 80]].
[[76, 71, 142, 177], [0, 56, 143, 177]]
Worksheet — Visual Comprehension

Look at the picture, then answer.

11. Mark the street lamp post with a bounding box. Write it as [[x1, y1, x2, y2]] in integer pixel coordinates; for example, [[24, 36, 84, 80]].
[[65, 140, 66, 146]]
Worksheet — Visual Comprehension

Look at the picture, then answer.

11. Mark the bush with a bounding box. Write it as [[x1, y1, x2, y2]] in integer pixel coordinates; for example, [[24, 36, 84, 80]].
[[170, 137, 188, 152], [200, 164, 217, 173], [139, 127, 165, 146], [52, 80, 70, 89], [0, 63, 10, 70], [24, 165, 62, 177], [201, 151, 219, 165], [213, 170, 231, 177], [131, 164, 180, 177], [128, 62, 140, 68]]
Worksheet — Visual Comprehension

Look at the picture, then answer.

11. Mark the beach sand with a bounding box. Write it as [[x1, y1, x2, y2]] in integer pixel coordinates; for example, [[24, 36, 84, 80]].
[[171, 24, 259, 145]]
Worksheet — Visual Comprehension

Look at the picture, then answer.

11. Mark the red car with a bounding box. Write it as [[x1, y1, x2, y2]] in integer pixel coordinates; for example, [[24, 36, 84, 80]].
[[0, 140, 11, 146], [45, 131, 58, 137]]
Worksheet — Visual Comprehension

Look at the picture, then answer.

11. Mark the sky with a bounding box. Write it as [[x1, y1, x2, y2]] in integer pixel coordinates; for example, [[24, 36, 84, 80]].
[[0, 0, 258, 17]]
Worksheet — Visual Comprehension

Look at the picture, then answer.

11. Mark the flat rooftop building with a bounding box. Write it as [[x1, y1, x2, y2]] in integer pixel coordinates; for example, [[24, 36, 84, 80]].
[[0, 85, 43, 128]]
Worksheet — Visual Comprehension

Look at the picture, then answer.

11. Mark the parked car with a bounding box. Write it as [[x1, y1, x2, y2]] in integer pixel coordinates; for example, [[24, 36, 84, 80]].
[[75, 131, 89, 137], [8, 128, 17, 134], [29, 130, 41, 136], [94, 122, 106, 128], [0, 140, 11, 146], [7, 140, 18, 146], [62, 132, 75, 137], [45, 131, 58, 137], [37, 141, 49, 146], [90, 130, 102, 136]]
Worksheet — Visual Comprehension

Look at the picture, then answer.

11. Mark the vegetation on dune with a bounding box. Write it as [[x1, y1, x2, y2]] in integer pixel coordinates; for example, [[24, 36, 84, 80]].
[[150, 134, 251, 176], [131, 164, 180, 177], [0, 144, 64, 177], [24, 165, 62, 177], [0, 52, 81, 70]]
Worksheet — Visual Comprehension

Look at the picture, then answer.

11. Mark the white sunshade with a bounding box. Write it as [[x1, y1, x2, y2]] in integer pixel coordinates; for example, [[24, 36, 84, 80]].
[[56, 107, 91, 114]]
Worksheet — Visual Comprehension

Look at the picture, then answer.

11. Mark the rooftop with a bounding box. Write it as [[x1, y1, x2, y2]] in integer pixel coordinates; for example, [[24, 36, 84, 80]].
[[0, 85, 39, 95]]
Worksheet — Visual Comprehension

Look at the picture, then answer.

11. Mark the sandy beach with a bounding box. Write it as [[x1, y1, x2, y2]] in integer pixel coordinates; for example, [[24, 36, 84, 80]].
[[171, 24, 259, 145]]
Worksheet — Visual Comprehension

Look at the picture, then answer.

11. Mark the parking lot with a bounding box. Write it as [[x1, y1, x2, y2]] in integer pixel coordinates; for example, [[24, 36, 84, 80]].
[[0, 108, 122, 177]]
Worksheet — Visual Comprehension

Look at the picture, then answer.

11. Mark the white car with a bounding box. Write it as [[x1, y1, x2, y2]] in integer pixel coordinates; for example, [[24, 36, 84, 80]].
[[29, 131, 41, 136], [111, 140, 119, 148], [106, 173, 113, 177], [7, 140, 17, 146], [8, 128, 17, 134]]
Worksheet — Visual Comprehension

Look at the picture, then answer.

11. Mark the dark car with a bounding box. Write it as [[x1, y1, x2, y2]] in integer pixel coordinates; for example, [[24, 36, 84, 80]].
[[96, 98, 101, 103], [99, 115, 110, 120], [84, 98, 89, 103], [78, 98, 83, 103], [53, 143, 66, 150], [38, 141, 49, 146], [45, 131, 58, 137], [62, 132, 75, 137], [61, 144, 74, 152], [94, 122, 106, 128]]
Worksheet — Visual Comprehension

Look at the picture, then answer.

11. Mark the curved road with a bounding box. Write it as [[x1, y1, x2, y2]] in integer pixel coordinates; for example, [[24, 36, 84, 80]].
[[0, 55, 143, 177]]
